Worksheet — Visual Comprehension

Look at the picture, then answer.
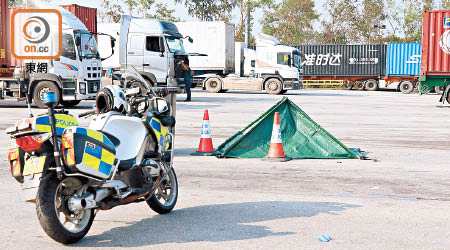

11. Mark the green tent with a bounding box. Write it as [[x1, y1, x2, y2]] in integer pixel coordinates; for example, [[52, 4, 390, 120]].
[[216, 97, 358, 159]]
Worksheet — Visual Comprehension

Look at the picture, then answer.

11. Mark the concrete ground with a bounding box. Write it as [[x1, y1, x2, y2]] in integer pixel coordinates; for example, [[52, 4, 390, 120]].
[[0, 89, 449, 249]]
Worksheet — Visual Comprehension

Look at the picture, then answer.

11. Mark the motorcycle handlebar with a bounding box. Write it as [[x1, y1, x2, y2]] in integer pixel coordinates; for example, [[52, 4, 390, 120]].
[[78, 110, 96, 118]]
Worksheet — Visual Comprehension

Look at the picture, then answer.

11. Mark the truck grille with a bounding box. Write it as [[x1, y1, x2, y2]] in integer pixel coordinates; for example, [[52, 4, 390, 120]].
[[87, 80, 100, 94]]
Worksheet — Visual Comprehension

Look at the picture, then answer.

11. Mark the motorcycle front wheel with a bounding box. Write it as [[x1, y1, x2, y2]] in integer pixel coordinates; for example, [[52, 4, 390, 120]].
[[36, 173, 95, 244], [147, 168, 178, 214]]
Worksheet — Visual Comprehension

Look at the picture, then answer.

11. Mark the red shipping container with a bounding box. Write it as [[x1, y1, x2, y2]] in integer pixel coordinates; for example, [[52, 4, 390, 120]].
[[7, 7, 24, 67], [0, 0, 8, 67], [60, 4, 97, 36], [421, 10, 450, 76]]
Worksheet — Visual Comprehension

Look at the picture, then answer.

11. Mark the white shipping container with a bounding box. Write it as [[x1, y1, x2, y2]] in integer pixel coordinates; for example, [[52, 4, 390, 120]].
[[175, 22, 235, 72]]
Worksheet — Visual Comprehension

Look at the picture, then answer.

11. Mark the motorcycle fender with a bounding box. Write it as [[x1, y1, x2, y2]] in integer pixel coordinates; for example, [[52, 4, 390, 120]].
[[21, 173, 42, 203]]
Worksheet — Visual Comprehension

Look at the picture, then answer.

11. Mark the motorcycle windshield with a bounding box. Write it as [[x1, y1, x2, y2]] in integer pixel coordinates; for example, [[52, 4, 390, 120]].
[[125, 66, 153, 92]]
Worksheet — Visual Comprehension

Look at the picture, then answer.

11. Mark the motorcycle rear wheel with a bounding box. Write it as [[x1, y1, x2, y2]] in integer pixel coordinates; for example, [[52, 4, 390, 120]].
[[147, 168, 178, 214], [36, 173, 95, 244]]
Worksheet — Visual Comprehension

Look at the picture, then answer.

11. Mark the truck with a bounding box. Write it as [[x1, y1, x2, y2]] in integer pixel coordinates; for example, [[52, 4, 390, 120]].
[[0, 1, 112, 108], [175, 22, 302, 94], [293, 44, 421, 94], [418, 10, 450, 103]]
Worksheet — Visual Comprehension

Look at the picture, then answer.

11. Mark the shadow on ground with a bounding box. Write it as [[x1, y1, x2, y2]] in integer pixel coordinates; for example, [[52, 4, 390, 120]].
[[77, 200, 359, 247]]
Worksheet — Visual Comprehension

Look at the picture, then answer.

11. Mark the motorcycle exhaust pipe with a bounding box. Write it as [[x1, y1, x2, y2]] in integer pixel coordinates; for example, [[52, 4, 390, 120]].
[[68, 189, 111, 212]]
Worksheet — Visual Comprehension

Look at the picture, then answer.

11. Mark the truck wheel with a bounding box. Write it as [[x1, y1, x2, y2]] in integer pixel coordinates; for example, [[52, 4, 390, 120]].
[[399, 81, 414, 94], [434, 86, 444, 95], [61, 100, 81, 108], [265, 78, 282, 95], [343, 82, 353, 90], [354, 81, 365, 90], [365, 80, 378, 91], [33, 81, 60, 109], [205, 78, 222, 93]]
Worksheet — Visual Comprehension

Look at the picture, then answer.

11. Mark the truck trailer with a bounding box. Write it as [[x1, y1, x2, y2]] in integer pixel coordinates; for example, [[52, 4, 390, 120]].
[[418, 10, 450, 103], [293, 44, 422, 94]]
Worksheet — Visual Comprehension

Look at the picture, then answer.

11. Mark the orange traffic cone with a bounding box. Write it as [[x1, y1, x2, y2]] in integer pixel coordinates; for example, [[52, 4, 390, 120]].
[[192, 109, 217, 156], [265, 112, 291, 162]]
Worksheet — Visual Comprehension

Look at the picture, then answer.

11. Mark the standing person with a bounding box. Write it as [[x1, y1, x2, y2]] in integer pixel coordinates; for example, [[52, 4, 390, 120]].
[[181, 60, 192, 102]]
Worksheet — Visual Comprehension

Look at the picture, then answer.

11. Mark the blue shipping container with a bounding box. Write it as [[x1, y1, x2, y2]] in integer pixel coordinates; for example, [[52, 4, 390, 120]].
[[386, 43, 421, 76]]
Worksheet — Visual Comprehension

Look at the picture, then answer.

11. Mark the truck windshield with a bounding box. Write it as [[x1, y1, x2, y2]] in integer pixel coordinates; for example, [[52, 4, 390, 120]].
[[293, 53, 301, 68], [74, 31, 99, 59], [166, 37, 185, 53]]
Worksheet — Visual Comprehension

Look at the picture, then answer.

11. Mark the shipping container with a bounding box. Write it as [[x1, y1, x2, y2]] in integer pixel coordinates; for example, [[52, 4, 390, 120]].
[[420, 10, 450, 76], [293, 44, 387, 77], [386, 43, 421, 76], [7, 7, 24, 67], [175, 22, 235, 72], [0, 0, 8, 67], [60, 4, 97, 36]]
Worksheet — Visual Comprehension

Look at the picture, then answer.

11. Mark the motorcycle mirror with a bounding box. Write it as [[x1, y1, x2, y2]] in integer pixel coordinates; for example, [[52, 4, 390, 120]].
[[154, 98, 169, 114]]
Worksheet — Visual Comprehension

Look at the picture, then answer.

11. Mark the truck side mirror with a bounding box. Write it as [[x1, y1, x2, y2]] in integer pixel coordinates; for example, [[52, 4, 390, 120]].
[[288, 55, 292, 67], [159, 37, 165, 53], [111, 38, 116, 48], [75, 37, 81, 46], [188, 37, 193, 43]]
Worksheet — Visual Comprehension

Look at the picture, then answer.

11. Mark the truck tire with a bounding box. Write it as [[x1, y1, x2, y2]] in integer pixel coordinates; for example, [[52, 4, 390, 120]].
[[399, 81, 414, 94], [343, 81, 353, 90], [33, 81, 60, 109], [354, 81, 365, 90], [265, 78, 283, 95], [365, 79, 378, 91], [205, 78, 222, 93], [434, 86, 444, 95], [61, 100, 81, 108]]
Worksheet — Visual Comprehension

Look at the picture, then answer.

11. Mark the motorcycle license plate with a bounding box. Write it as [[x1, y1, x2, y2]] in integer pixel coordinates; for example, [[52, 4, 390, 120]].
[[23, 156, 46, 176]]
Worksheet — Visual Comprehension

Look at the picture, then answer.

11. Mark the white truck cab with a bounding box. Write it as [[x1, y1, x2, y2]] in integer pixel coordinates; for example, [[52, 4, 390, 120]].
[[203, 33, 302, 94], [119, 15, 192, 89], [7, 3, 110, 108]]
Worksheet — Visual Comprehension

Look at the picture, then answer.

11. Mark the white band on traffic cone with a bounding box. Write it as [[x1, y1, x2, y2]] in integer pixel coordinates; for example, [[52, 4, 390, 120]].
[[270, 124, 282, 143], [201, 120, 211, 138]]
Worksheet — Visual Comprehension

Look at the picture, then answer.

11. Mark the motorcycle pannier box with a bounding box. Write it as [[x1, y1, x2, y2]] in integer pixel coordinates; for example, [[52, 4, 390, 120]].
[[62, 127, 116, 179]]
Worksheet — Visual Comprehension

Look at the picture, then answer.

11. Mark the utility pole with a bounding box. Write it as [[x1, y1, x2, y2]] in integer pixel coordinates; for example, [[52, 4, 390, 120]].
[[245, 1, 251, 48]]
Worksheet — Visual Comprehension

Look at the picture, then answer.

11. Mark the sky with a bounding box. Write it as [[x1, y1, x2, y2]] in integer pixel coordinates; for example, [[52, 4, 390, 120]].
[[46, 0, 328, 36]]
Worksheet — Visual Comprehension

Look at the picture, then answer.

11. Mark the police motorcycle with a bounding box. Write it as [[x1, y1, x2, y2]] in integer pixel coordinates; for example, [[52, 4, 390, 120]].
[[6, 67, 177, 244]]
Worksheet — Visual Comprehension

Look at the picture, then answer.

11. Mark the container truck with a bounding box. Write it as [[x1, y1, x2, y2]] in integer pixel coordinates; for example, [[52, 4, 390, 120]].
[[293, 44, 421, 94], [176, 23, 302, 94], [0, 1, 113, 108], [418, 10, 450, 103]]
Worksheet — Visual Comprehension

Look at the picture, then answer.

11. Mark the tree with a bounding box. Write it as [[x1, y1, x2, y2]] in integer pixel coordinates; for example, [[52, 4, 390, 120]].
[[174, 0, 237, 21], [354, 0, 387, 44], [261, 0, 319, 44], [235, 0, 273, 42], [8, 0, 24, 6], [441, 0, 450, 9], [319, 0, 359, 44], [100, 0, 155, 23], [146, 3, 180, 22]]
